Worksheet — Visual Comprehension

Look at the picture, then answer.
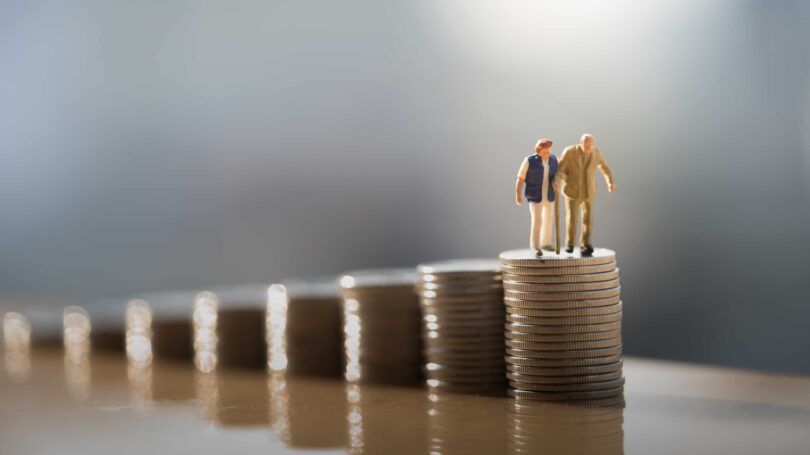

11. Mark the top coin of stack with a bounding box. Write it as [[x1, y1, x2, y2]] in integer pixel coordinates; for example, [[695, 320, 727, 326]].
[[340, 268, 422, 385], [498, 248, 624, 401], [416, 259, 506, 393]]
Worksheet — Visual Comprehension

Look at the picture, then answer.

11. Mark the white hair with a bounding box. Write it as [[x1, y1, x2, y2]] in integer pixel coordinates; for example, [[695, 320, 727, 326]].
[[580, 133, 595, 144]]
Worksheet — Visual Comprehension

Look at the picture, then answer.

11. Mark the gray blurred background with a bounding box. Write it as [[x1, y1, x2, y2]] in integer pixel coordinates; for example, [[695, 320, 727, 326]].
[[1, 0, 808, 374]]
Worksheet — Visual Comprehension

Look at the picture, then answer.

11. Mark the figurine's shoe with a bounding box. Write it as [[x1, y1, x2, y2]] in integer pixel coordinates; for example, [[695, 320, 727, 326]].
[[565, 246, 574, 254], [581, 245, 595, 256], [535, 249, 543, 257]]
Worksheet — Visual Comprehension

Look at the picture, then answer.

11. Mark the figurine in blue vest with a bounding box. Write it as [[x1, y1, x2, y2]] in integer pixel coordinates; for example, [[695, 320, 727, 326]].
[[515, 138, 558, 257]]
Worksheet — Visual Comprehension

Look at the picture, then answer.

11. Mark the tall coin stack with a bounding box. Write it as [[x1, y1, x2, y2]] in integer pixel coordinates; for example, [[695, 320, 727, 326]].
[[340, 269, 422, 385], [499, 248, 624, 401], [416, 259, 506, 393]]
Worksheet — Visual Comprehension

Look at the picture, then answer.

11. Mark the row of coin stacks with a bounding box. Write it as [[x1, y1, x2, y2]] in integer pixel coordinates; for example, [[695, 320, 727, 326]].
[[2, 257, 626, 405]]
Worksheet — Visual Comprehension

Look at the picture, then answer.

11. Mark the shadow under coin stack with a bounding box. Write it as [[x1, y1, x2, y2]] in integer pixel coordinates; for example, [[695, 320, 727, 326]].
[[340, 269, 422, 385], [416, 260, 506, 393], [499, 248, 624, 401]]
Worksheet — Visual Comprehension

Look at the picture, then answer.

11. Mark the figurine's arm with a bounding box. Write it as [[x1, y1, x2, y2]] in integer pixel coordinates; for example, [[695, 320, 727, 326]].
[[556, 149, 571, 183], [515, 157, 528, 205], [515, 177, 524, 205], [597, 151, 616, 193]]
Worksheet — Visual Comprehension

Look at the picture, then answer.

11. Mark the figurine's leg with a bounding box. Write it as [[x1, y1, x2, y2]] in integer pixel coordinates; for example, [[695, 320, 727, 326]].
[[540, 200, 553, 249], [580, 200, 593, 247], [565, 198, 579, 248], [529, 202, 541, 251]]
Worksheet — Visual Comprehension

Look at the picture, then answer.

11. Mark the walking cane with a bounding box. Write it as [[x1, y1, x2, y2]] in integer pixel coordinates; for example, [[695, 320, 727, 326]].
[[554, 186, 561, 254]]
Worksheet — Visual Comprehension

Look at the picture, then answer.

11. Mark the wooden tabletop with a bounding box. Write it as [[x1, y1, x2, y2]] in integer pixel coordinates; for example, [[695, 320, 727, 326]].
[[1, 348, 809, 454]]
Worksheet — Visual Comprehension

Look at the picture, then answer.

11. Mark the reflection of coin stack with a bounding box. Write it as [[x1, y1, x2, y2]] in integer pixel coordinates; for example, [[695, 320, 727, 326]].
[[508, 399, 625, 454], [499, 248, 624, 401], [427, 388, 508, 454], [267, 280, 343, 376], [268, 373, 347, 449], [416, 260, 506, 392], [340, 269, 422, 385]]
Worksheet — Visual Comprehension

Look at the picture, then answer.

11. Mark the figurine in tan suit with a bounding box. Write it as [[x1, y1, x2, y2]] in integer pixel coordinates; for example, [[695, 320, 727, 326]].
[[557, 134, 616, 256]]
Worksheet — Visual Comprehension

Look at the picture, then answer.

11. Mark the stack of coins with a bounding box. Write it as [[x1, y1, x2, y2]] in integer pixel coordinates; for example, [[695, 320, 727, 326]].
[[416, 259, 506, 392], [267, 279, 343, 376], [339, 269, 422, 385], [499, 248, 624, 401], [204, 285, 268, 370]]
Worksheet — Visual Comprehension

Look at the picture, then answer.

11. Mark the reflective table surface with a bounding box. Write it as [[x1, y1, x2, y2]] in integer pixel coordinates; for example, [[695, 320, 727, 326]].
[[1, 348, 809, 454]]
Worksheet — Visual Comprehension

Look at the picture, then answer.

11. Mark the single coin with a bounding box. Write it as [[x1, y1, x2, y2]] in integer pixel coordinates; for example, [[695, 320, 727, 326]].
[[507, 371, 623, 384], [506, 354, 622, 368], [506, 321, 621, 334], [506, 313, 622, 326], [506, 337, 622, 351], [506, 329, 621, 343], [502, 269, 620, 284], [505, 296, 620, 309], [507, 361, 623, 376], [422, 303, 505, 314], [512, 394, 625, 408], [506, 346, 622, 360], [507, 303, 622, 318], [500, 263, 616, 276], [504, 287, 621, 302], [417, 259, 501, 275], [426, 379, 506, 392], [417, 281, 503, 293], [423, 338, 505, 349], [503, 279, 620, 293], [507, 387, 624, 401], [499, 248, 616, 268], [509, 377, 625, 392], [424, 319, 508, 331], [428, 370, 507, 382]]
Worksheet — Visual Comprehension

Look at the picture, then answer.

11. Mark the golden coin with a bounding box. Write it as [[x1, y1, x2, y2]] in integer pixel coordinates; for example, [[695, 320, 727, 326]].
[[507, 387, 624, 401], [502, 269, 619, 284], [506, 345, 623, 359], [506, 329, 621, 342], [507, 303, 621, 318], [504, 287, 621, 302], [506, 337, 622, 351], [506, 321, 622, 334], [507, 361, 623, 376], [506, 313, 622, 326], [503, 279, 620, 293], [509, 377, 625, 392], [506, 354, 622, 367], [507, 371, 623, 384], [499, 248, 616, 268]]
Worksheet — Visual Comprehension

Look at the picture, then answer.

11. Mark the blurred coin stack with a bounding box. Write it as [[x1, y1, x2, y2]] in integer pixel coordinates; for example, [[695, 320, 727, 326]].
[[499, 248, 624, 401], [267, 279, 343, 376], [340, 269, 422, 385], [416, 259, 506, 392]]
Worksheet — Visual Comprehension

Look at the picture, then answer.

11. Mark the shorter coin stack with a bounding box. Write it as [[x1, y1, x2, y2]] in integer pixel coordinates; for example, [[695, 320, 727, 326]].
[[267, 279, 343, 377], [499, 248, 624, 401], [340, 269, 422, 385], [416, 259, 506, 392]]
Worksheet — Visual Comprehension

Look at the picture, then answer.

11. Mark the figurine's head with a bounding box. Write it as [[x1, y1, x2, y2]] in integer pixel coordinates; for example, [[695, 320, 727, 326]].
[[535, 138, 553, 158], [580, 133, 595, 151]]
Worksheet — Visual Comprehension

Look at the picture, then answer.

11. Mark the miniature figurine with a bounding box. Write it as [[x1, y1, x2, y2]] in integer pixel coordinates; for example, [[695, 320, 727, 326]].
[[557, 133, 616, 256], [515, 138, 559, 257]]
